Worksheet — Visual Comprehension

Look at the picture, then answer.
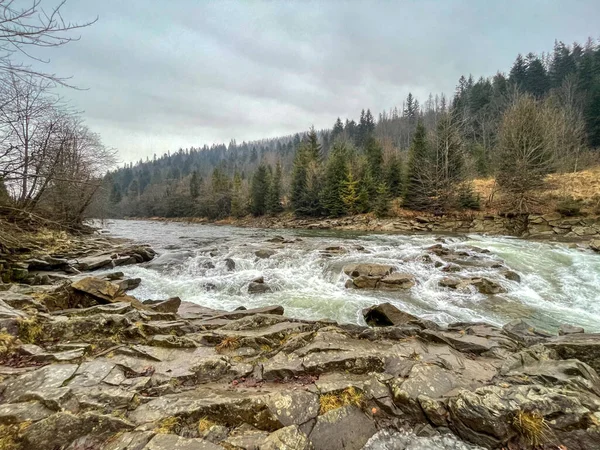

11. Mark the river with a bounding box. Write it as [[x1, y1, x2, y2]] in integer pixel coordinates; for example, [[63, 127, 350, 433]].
[[100, 219, 600, 333]]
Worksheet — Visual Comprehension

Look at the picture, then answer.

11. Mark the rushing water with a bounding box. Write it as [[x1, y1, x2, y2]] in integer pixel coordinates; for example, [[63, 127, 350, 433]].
[[99, 219, 600, 333]]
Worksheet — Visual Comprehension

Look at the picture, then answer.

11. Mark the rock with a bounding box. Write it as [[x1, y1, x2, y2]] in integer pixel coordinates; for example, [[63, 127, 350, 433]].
[[74, 254, 114, 271], [590, 239, 600, 253], [104, 271, 125, 281], [0, 401, 54, 423], [502, 270, 521, 282], [0, 298, 28, 319], [1, 364, 78, 403], [558, 324, 585, 336], [249, 281, 273, 294], [256, 249, 276, 259], [145, 297, 181, 313], [438, 277, 462, 289], [146, 251, 193, 269], [545, 333, 600, 372], [502, 319, 552, 346], [260, 425, 311, 450], [22, 412, 133, 449], [102, 431, 155, 450], [225, 258, 236, 271], [309, 405, 377, 450], [264, 390, 319, 427], [343, 264, 394, 278], [25, 257, 68, 271], [117, 278, 141, 291], [71, 277, 122, 302], [144, 434, 223, 450], [470, 277, 506, 295], [441, 263, 461, 273], [362, 303, 437, 330], [378, 273, 416, 290]]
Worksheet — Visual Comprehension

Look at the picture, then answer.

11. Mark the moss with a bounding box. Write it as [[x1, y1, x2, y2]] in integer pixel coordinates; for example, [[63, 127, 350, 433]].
[[260, 344, 272, 353], [0, 422, 31, 450], [319, 386, 364, 415], [17, 317, 44, 345], [154, 416, 181, 434], [216, 336, 240, 353], [512, 410, 551, 447], [197, 417, 216, 434]]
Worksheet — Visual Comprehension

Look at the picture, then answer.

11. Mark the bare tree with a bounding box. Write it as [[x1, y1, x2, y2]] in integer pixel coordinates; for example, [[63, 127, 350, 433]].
[[0, 0, 96, 84]]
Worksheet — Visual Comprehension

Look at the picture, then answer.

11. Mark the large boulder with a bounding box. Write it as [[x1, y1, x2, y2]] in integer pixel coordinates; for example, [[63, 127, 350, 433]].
[[255, 249, 276, 259], [590, 239, 600, 253], [378, 273, 416, 290], [71, 277, 145, 309], [343, 264, 394, 278], [362, 303, 437, 330], [502, 319, 552, 347], [309, 405, 377, 450]]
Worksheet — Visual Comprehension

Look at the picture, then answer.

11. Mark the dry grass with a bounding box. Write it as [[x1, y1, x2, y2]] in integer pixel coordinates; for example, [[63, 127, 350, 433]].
[[197, 417, 216, 434], [512, 410, 551, 447], [0, 332, 18, 356], [319, 386, 364, 415], [215, 336, 240, 353], [17, 317, 44, 345], [154, 416, 181, 434], [0, 422, 31, 450]]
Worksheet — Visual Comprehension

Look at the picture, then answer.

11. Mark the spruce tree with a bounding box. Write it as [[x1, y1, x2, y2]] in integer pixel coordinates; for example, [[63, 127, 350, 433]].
[[373, 182, 391, 217], [404, 122, 431, 210], [385, 154, 403, 198], [250, 164, 271, 216], [341, 168, 360, 214], [290, 144, 309, 214], [230, 172, 246, 218], [306, 127, 322, 161], [268, 161, 283, 213], [321, 143, 348, 216], [190, 170, 201, 198], [109, 183, 122, 204], [365, 136, 383, 181]]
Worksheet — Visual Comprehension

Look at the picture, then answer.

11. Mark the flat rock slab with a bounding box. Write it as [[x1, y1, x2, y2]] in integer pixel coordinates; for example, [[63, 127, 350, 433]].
[[1, 363, 78, 403], [309, 405, 377, 450], [143, 434, 223, 450]]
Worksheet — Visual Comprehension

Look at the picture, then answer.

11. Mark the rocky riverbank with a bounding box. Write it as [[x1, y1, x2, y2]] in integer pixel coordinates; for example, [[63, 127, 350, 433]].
[[0, 233, 599, 449]]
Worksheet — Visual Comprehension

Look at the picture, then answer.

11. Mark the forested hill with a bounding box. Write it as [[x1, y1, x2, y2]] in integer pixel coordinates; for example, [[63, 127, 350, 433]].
[[101, 38, 600, 220]]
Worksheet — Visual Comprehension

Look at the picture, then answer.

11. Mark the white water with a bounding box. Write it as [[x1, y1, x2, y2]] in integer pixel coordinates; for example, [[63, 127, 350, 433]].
[[100, 219, 600, 333]]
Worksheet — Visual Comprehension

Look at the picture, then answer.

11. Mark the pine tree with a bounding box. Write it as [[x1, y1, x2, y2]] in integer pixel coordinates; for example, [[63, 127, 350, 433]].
[[190, 170, 201, 198], [109, 183, 122, 204], [365, 136, 383, 180], [341, 168, 360, 214], [524, 53, 549, 98], [250, 164, 271, 216], [404, 122, 431, 210], [306, 126, 322, 161], [385, 154, 403, 197], [332, 117, 344, 141], [509, 54, 528, 89], [230, 172, 246, 218], [373, 182, 391, 217], [268, 162, 283, 213], [321, 143, 348, 216], [290, 144, 309, 214]]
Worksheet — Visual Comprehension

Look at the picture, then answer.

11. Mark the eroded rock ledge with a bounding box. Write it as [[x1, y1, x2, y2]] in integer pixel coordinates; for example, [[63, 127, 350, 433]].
[[0, 269, 599, 450]]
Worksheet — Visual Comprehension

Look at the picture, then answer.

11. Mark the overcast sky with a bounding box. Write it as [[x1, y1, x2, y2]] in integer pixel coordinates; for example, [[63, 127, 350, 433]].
[[27, 0, 600, 164]]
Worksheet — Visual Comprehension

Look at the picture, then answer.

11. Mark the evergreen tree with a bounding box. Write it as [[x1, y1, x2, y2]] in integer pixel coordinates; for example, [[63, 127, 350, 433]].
[[365, 136, 384, 181], [268, 162, 283, 213], [190, 170, 201, 198], [373, 182, 391, 217], [250, 164, 271, 216], [509, 54, 528, 89], [357, 167, 376, 213], [306, 126, 322, 161], [230, 172, 246, 218], [332, 117, 344, 142], [341, 168, 360, 214], [321, 143, 348, 216], [385, 154, 403, 197], [109, 183, 122, 204], [403, 122, 431, 210], [524, 53, 549, 98], [290, 145, 310, 214]]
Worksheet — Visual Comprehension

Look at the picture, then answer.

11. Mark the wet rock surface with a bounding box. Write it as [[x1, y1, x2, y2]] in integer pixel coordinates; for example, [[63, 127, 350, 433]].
[[0, 268, 598, 450]]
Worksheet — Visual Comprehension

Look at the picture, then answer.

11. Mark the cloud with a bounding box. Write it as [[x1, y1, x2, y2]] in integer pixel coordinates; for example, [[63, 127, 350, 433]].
[[20, 0, 600, 163]]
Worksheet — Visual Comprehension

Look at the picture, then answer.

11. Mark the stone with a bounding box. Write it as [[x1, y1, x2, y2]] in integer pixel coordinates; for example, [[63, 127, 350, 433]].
[[146, 251, 193, 269], [378, 273, 416, 290], [256, 249, 276, 259], [225, 258, 236, 271], [117, 277, 142, 291], [438, 277, 462, 289], [558, 324, 585, 336], [0, 298, 28, 319], [1, 364, 78, 403], [74, 254, 114, 271], [22, 412, 133, 449], [249, 281, 273, 294], [309, 405, 377, 450], [441, 263, 461, 273], [590, 239, 600, 253], [264, 390, 319, 427], [343, 264, 394, 278], [0, 292, 47, 312], [502, 270, 521, 282], [0, 401, 54, 423], [502, 319, 552, 347], [146, 297, 181, 313], [144, 434, 223, 450], [71, 277, 122, 302], [102, 431, 155, 450], [260, 425, 311, 450], [104, 272, 125, 281], [545, 333, 600, 372], [362, 303, 436, 330], [470, 277, 506, 295]]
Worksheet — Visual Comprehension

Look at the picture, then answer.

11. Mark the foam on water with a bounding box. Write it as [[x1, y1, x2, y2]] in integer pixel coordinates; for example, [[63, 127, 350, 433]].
[[99, 219, 600, 332]]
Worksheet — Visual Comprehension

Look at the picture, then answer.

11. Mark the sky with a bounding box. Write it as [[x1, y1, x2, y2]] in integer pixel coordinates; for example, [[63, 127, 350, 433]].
[[24, 0, 600, 164]]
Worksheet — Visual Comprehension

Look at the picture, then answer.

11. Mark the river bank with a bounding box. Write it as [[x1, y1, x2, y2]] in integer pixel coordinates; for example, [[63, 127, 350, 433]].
[[0, 225, 599, 449]]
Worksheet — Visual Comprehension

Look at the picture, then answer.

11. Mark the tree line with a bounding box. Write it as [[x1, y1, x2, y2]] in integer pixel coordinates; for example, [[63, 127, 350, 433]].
[[103, 37, 600, 219]]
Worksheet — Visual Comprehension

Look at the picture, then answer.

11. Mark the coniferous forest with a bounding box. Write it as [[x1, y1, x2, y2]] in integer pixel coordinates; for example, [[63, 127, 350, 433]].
[[102, 39, 600, 220]]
